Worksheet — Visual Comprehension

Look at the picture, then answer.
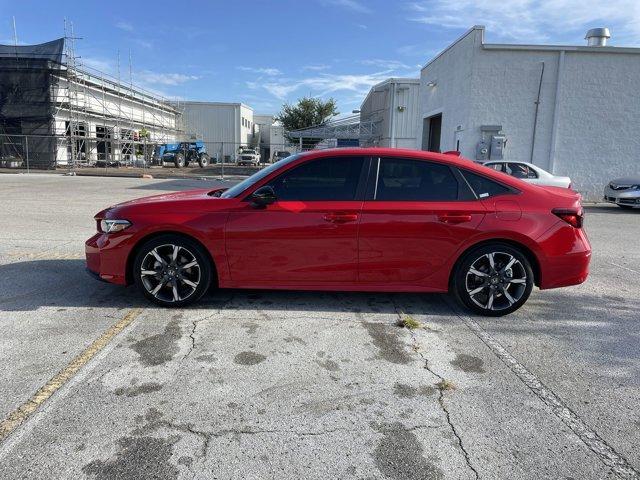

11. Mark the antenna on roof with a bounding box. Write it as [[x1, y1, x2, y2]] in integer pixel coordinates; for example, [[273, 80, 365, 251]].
[[12, 16, 18, 46]]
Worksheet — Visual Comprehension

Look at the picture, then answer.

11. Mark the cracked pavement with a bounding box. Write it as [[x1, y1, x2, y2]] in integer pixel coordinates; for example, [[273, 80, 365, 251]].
[[0, 175, 639, 479]]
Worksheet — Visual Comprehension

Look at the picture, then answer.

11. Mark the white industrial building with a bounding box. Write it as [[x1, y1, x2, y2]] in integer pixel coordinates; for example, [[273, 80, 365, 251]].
[[180, 101, 256, 163], [359, 78, 420, 149], [418, 25, 640, 200]]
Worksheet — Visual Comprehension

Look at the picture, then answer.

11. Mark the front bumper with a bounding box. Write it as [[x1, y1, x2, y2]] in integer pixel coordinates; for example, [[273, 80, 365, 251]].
[[85, 232, 130, 285], [603, 186, 640, 206]]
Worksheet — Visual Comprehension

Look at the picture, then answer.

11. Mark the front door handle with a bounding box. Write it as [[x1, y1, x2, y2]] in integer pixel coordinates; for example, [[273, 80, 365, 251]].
[[323, 212, 359, 224], [437, 213, 472, 224]]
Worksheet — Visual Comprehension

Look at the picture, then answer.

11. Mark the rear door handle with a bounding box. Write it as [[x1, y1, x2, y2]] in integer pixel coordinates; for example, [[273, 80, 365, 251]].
[[323, 212, 359, 224], [437, 213, 472, 224]]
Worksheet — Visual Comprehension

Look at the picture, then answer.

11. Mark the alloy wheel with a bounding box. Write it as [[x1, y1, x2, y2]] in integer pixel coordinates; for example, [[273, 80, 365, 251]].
[[465, 251, 527, 312], [139, 244, 201, 303]]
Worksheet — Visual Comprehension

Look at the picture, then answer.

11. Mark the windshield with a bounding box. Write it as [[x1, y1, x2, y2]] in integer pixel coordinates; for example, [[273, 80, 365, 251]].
[[220, 154, 302, 198]]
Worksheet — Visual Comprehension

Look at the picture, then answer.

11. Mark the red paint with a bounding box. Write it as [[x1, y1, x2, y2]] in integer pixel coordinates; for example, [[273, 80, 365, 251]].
[[86, 148, 590, 294]]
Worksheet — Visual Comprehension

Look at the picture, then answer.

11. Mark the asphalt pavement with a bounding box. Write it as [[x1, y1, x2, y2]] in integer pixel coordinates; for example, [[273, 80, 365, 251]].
[[0, 174, 638, 479]]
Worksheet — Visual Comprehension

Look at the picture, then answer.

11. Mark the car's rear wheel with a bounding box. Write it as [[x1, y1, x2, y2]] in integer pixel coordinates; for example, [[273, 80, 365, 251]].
[[452, 244, 534, 316], [133, 235, 212, 307]]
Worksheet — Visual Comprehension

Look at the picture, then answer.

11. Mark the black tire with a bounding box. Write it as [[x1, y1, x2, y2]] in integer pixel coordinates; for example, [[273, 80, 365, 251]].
[[174, 153, 185, 168], [618, 204, 634, 210], [451, 243, 534, 317], [198, 153, 210, 168], [133, 234, 212, 308]]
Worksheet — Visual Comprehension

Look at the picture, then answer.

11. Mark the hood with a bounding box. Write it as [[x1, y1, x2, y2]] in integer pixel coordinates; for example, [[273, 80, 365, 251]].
[[101, 188, 229, 217], [609, 177, 640, 185]]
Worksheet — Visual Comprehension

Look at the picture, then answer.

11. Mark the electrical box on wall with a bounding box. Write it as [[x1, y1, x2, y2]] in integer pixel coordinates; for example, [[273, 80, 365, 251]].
[[476, 125, 506, 162], [475, 140, 489, 161], [489, 135, 506, 160]]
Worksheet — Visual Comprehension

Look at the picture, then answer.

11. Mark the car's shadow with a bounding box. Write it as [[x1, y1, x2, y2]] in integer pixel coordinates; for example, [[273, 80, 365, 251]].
[[0, 259, 442, 315]]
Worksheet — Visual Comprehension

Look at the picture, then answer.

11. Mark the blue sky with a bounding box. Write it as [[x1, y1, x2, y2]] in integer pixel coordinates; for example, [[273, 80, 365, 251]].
[[2, 0, 640, 114]]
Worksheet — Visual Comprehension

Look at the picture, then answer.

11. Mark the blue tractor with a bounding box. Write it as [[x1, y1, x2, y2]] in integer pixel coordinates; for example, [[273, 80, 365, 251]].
[[154, 141, 211, 168]]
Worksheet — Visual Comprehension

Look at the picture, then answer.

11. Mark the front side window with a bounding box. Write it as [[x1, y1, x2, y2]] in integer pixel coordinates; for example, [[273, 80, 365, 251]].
[[487, 163, 505, 172], [374, 158, 459, 201], [269, 156, 365, 201]]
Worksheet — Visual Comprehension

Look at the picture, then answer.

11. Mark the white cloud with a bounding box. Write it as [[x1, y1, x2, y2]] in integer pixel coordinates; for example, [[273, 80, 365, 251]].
[[136, 70, 200, 86], [408, 0, 640, 43], [257, 70, 394, 100], [237, 66, 282, 76], [115, 21, 134, 32], [321, 0, 372, 14], [302, 64, 331, 71], [360, 59, 415, 70]]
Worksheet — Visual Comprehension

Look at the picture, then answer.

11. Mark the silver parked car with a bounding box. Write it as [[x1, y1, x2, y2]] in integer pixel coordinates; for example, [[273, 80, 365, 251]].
[[483, 161, 572, 188], [603, 177, 640, 209]]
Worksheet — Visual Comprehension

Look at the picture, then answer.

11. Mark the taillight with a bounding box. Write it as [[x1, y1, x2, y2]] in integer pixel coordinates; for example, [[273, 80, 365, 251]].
[[552, 208, 583, 228]]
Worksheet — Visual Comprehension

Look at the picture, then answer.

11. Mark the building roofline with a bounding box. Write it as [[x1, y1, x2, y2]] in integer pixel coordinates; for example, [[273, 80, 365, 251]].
[[178, 100, 254, 110], [360, 77, 420, 109], [482, 43, 640, 54], [421, 25, 485, 72]]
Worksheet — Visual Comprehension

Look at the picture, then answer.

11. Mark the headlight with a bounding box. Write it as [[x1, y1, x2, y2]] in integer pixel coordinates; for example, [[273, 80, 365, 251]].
[[100, 219, 131, 233]]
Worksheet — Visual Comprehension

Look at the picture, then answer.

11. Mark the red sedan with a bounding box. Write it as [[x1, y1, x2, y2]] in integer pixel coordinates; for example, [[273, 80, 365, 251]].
[[86, 148, 590, 316]]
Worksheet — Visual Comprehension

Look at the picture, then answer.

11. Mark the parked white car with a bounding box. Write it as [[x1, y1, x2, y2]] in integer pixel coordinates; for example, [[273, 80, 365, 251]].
[[483, 161, 572, 188], [236, 148, 260, 166]]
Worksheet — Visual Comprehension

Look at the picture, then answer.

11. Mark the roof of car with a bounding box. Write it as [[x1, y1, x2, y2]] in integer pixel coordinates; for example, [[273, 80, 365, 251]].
[[298, 147, 537, 192]]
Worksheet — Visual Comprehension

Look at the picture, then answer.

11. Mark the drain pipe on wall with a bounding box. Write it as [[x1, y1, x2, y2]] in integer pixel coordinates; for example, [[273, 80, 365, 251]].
[[548, 51, 565, 174], [389, 81, 397, 148], [530, 61, 545, 164]]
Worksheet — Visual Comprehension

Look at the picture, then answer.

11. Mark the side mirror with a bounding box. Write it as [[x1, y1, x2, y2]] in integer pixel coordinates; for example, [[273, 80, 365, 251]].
[[250, 186, 277, 208]]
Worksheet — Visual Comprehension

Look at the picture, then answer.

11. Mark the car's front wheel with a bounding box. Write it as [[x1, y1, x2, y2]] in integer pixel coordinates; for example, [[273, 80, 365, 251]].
[[452, 243, 534, 316], [133, 235, 212, 307]]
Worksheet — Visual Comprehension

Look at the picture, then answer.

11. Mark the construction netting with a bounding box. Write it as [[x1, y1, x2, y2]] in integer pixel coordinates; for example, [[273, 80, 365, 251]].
[[0, 38, 63, 169]]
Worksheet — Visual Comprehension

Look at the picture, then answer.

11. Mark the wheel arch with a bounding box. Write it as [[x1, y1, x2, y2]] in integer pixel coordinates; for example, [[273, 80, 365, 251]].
[[126, 230, 218, 287], [448, 238, 541, 290]]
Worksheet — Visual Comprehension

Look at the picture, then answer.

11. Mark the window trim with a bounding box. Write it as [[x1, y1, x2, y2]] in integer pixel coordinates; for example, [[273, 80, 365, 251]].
[[365, 156, 469, 202]]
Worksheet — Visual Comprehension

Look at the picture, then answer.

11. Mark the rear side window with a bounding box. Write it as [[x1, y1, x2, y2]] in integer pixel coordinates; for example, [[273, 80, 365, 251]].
[[269, 156, 365, 201], [460, 170, 513, 198], [374, 158, 459, 201]]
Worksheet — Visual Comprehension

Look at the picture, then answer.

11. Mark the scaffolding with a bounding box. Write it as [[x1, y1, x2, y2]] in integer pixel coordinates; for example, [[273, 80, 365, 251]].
[[0, 27, 183, 169]]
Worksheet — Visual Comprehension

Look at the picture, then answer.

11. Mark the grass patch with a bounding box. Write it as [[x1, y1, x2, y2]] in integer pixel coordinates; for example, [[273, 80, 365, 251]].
[[436, 379, 456, 391], [396, 314, 422, 330]]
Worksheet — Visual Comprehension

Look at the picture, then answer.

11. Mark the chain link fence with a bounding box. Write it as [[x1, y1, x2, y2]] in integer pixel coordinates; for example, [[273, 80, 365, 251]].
[[0, 134, 344, 179]]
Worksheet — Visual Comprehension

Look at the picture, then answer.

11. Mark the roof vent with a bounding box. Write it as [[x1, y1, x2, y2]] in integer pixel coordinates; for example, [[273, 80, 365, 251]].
[[585, 27, 610, 46]]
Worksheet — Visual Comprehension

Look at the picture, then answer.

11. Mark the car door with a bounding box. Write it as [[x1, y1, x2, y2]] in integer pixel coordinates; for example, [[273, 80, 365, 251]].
[[225, 155, 368, 286], [358, 157, 486, 285]]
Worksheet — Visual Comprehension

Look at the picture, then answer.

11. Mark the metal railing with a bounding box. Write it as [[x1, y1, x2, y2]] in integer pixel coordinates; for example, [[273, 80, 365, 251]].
[[0, 133, 344, 179]]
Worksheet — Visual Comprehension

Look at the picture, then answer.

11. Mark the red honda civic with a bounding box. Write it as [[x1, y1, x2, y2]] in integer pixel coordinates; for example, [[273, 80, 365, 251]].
[[85, 148, 590, 316]]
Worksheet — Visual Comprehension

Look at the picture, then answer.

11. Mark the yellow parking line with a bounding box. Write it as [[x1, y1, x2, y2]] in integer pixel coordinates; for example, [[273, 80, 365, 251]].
[[0, 308, 143, 443]]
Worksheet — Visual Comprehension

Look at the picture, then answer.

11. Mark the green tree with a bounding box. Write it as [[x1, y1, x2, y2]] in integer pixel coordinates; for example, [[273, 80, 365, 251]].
[[276, 97, 338, 146]]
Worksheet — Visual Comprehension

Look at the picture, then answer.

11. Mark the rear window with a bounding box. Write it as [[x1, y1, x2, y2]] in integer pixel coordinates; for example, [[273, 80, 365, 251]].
[[374, 158, 459, 201], [460, 170, 513, 198]]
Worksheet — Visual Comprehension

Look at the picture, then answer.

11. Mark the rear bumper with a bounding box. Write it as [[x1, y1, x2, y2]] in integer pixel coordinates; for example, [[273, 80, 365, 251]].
[[85, 232, 130, 285], [538, 225, 591, 289]]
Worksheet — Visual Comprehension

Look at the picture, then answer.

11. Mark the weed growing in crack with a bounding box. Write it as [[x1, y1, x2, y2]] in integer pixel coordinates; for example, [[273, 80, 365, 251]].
[[396, 314, 421, 330], [436, 379, 456, 391]]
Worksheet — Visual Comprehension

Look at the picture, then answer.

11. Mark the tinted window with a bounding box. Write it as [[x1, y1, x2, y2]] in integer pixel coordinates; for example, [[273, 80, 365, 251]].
[[506, 163, 537, 179], [269, 156, 364, 201], [375, 158, 458, 201], [460, 170, 512, 198], [221, 154, 301, 198]]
